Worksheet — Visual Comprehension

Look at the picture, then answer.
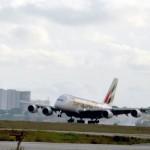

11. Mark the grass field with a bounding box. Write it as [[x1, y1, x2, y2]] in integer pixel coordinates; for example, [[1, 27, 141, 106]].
[[0, 120, 150, 134], [1, 130, 150, 145], [0, 120, 150, 145]]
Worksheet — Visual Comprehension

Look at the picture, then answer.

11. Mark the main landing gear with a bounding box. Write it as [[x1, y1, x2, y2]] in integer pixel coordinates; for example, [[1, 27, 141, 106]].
[[77, 120, 85, 124], [88, 119, 99, 124], [68, 117, 74, 123], [67, 117, 99, 124]]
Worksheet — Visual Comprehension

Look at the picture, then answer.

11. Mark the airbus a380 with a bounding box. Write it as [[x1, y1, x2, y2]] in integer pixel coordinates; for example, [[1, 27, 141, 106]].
[[28, 78, 150, 124]]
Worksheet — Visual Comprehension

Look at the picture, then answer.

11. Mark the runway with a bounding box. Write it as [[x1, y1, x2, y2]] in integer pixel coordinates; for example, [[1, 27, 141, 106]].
[[0, 142, 150, 150]]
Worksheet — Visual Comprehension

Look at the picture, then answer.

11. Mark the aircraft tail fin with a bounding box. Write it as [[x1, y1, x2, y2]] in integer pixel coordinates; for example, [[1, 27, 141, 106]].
[[103, 78, 118, 106]]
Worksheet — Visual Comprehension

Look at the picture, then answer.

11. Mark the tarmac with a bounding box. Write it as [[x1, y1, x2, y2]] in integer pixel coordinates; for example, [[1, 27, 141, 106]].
[[0, 141, 150, 150]]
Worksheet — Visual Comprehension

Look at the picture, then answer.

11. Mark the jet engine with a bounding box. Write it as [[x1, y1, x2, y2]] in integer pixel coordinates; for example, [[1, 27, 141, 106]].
[[131, 109, 142, 117], [28, 105, 38, 113], [102, 110, 113, 118], [42, 107, 53, 116]]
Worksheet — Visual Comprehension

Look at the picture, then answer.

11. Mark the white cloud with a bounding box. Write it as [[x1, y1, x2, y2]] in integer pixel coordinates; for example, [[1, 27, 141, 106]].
[[85, 30, 115, 44], [0, 44, 14, 62], [104, 0, 150, 27], [0, 47, 102, 68], [108, 42, 150, 69], [0, 0, 150, 27], [5, 0, 90, 10], [12, 25, 50, 45], [0, 0, 150, 107], [84, 28, 150, 70]]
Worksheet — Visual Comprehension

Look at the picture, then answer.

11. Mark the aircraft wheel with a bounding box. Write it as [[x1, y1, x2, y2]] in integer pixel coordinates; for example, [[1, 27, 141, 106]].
[[68, 118, 74, 123], [77, 120, 85, 123], [95, 120, 99, 124], [58, 114, 62, 117], [88, 120, 99, 124]]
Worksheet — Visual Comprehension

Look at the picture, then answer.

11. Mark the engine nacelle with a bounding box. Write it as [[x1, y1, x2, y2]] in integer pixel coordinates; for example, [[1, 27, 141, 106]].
[[28, 105, 38, 113], [131, 109, 142, 117], [102, 110, 113, 118], [42, 107, 53, 116]]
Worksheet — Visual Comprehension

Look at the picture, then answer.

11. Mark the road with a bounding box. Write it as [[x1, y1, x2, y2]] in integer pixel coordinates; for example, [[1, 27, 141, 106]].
[[0, 142, 150, 150]]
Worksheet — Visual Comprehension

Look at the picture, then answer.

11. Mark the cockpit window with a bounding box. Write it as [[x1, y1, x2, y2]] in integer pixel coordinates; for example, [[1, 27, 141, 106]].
[[57, 99, 63, 101]]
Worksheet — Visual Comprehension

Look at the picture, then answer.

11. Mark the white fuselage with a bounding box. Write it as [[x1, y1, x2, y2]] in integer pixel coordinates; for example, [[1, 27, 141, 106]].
[[54, 94, 111, 113]]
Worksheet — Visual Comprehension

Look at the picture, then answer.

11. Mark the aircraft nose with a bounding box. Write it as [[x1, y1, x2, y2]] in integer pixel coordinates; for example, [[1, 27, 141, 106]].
[[55, 94, 72, 109]]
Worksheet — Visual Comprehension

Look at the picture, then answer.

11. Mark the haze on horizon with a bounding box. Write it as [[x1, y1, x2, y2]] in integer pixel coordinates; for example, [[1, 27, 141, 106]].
[[0, 0, 150, 107]]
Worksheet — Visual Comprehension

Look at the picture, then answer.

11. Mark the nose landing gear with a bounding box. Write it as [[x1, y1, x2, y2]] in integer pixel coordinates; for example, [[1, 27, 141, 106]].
[[58, 111, 62, 117], [58, 114, 62, 117]]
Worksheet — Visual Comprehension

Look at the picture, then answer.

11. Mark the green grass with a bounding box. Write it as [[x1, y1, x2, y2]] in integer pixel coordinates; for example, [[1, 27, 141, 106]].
[[0, 120, 150, 145], [1, 130, 150, 145], [0, 120, 150, 134]]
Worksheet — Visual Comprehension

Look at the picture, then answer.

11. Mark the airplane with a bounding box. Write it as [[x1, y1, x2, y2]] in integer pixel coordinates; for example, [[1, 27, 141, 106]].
[[27, 78, 150, 124]]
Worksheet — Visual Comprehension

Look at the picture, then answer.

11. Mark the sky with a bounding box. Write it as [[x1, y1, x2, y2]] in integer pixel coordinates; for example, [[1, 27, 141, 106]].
[[0, 0, 150, 107]]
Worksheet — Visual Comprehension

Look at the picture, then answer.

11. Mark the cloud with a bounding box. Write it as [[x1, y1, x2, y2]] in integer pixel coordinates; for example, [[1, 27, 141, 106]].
[[0, 46, 102, 69], [108, 43, 150, 70], [12, 26, 50, 45], [0, 44, 14, 63], [1, 28, 150, 71], [0, 0, 112, 25], [0, 0, 150, 107], [0, 0, 150, 30], [85, 29, 150, 71], [23, 1, 111, 25], [107, 0, 150, 27], [1, 0, 150, 28]]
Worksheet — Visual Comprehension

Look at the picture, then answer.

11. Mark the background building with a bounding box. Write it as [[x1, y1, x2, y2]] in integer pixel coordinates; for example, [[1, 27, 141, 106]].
[[19, 91, 31, 111], [7, 89, 20, 110], [0, 89, 31, 110], [31, 99, 50, 106], [0, 89, 7, 110]]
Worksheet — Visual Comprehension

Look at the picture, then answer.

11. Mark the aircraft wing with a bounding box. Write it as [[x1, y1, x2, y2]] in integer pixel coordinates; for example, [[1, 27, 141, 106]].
[[35, 104, 55, 110], [26, 98, 150, 120], [111, 107, 149, 115], [34, 104, 61, 112], [21, 101, 60, 112], [79, 107, 150, 119]]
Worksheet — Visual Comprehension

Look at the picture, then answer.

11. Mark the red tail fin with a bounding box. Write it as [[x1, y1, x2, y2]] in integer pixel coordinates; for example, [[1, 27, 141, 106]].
[[103, 78, 118, 106]]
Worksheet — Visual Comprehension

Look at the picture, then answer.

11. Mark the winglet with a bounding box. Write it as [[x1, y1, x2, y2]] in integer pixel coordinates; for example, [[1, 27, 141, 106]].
[[103, 78, 118, 106]]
